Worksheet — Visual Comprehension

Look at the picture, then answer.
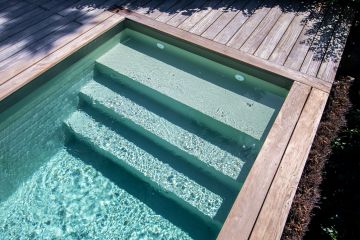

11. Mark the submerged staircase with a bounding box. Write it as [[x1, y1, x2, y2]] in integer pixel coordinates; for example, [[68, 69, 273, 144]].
[[62, 43, 262, 239]]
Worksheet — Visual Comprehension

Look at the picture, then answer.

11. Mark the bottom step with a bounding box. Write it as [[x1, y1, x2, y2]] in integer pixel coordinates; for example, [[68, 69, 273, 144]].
[[64, 111, 223, 219]]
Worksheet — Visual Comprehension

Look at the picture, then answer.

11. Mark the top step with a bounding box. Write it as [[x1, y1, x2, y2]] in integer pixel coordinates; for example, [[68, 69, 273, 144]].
[[96, 29, 287, 143]]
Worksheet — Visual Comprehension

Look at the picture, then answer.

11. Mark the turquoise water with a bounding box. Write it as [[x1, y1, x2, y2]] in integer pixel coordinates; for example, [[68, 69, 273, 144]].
[[0, 26, 289, 239]]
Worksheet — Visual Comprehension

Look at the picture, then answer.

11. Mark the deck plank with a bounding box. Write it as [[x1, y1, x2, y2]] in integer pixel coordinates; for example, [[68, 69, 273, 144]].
[[226, 0, 274, 49], [250, 88, 328, 240], [268, 7, 310, 64], [0, 11, 114, 84], [317, 17, 351, 82], [178, 0, 221, 31], [189, 0, 235, 35], [0, 14, 124, 101], [213, 0, 264, 44], [156, 0, 193, 23], [0, 1, 38, 26], [284, 4, 328, 70], [217, 82, 311, 240], [132, 0, 165, 15], [254, 4, 301, 59], [201, 0, 249, 40], [144, 0, 179, 19], [0, 0, 19, 12], [300, 6, 338, 76], [0, 7, 52, 43], [166, 0, 208, 27], [240, 4, 286, 54]]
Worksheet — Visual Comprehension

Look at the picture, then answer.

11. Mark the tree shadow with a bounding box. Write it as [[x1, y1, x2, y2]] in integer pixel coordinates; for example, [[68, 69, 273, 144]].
[[0, 0, 353, 77]]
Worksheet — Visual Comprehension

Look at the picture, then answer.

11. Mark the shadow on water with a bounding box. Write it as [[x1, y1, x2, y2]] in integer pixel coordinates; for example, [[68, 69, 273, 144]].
[[0, 0, 352, 67]]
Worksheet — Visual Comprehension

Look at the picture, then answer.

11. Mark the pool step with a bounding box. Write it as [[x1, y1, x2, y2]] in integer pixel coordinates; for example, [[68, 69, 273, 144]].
[[80, 79, 252, 187], [95, 62, 259, 149], [64, 110, 224, 223], [96, 38, 276, 145]]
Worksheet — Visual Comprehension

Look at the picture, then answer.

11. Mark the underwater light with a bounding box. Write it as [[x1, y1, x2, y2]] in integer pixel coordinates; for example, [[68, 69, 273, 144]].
[[156, 43, 165, 49], [234, 74, 245, 81]]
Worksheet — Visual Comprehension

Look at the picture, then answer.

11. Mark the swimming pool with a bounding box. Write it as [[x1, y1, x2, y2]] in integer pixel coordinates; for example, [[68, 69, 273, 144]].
[[0, 19, 290, 239]]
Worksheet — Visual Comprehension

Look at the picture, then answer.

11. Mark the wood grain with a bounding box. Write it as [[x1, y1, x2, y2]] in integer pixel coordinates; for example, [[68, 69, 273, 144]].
[[255, 6, 301, 59], [0, 14, 124, 101], [250, 88, 328, 240], [178, 0, 222, 31], [317, 17, 351, 82], [189, 0, 234, 35], [217, 82, 311, 240], [269, 8, 310, 65], [201, 0, 249, 40], [284, 3, 327, 70], [0, 11, 115, 85], [227, 0, 275, 49], [240, 5, 284, 54]]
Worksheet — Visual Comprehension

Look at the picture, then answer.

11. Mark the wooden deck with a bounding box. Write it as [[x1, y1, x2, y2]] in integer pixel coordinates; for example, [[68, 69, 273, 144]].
[[0, 0, 351, 239]]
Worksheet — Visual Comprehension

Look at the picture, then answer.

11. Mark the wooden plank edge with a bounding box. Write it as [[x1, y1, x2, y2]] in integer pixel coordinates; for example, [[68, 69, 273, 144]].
[[0, 14, 125, 102], [250, 88, 329, 240], [217, 82, 311, 240], [116, 9, 332, 93], [317, 17, 352, 83]]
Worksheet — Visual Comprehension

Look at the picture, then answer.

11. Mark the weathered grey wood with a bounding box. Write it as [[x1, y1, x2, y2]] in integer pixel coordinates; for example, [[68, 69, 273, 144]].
[[178, 0, 222, 31], [0, 7, 43, 29], [46, 0, 82, 15], [250, 88, 328, 240], [75, 0, 126, 24], [0, 15, 69, 63], [317, 18, 351, 82], [269, 8, 310, 64], [189, 0, 234, 35], [58, 0, 97, 17], [227, 0, 274, 49], [0, 11, 114, 84], [125, 0, 154, 11], [255, 5, 301, 59], [166, 0, 208, 27], [133, 0, 164, 15], [0, 8, 51, 42], [156, 0, 193, 23], [217, 82, 311, 240], [201, 0, 249, 40], [300, 6, 338, 76], [0, 2, 109, 63], [144, 0, 178, 19], [213, 0, 263, 44], [0, 0, 18, 12], [42, 0, 69, 10], [0, 1, 38, 26], [240, 4, 285, 54], [0, 14, 124, 101], [25, 0, 51, 7], [284, 4, 327, 70]]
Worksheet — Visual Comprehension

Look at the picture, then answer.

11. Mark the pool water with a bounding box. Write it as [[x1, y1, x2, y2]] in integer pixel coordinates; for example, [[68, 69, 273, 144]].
[[0, 25, 289, 239]]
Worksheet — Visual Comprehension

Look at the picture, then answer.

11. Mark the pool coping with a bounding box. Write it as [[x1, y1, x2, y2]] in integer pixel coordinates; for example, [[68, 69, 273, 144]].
[[0, 9, 330, 240]]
